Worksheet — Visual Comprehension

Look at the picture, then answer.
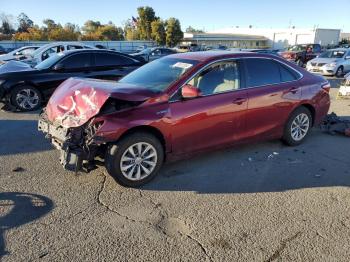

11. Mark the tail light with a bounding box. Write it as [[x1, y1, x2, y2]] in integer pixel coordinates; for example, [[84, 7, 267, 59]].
[[321, 82, 331, 93], [290, 53, 296, 59]]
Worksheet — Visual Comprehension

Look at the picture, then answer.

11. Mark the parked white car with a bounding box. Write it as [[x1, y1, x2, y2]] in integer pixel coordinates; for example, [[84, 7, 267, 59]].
[[306, 48, 350, 77], [23, 42, 94, 66], [0, 46, 39, 62]]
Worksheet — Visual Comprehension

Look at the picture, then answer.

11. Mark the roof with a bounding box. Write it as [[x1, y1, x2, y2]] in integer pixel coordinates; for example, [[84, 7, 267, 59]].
[[168, 51, 276, 62]]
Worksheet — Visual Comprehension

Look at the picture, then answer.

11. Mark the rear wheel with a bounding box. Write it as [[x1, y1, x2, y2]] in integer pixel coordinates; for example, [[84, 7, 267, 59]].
[[282, 107, 312, 146], [105, 132, 164, 187], [335, 66, 344, 78], [10, 85, 42, 111]]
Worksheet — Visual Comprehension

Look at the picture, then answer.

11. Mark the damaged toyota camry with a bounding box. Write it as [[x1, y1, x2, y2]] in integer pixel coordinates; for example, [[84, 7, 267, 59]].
[[38, 51, 330, 187]]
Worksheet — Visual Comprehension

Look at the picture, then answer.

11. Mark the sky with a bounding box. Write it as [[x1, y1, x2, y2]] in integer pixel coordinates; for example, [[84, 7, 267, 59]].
[[1, 0, 350, 32]]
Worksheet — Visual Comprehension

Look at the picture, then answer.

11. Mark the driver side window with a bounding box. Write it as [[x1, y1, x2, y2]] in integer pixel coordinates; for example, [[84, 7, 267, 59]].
[[188, 61, 240, 95]]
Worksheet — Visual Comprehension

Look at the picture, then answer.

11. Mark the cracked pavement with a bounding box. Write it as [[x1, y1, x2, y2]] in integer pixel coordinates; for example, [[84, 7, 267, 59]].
[[1, 80, 350, 261]]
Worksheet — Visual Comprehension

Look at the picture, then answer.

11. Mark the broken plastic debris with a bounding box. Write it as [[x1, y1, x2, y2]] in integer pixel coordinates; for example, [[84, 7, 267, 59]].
[[320, 113, 350, 137]]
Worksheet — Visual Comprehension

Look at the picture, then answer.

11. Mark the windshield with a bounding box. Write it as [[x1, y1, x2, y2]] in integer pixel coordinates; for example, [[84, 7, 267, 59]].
[[319, 50, 346, 58], [288, 45, 306, 51], [34, 53, 64, 70], [119, 57, 198, 91]]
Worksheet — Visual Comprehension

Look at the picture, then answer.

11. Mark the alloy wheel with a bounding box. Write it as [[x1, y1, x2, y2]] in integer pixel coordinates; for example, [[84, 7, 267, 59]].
[[15, 89, 39, 110], [290, 113, 310, 141], [120, 142, 158, 181]]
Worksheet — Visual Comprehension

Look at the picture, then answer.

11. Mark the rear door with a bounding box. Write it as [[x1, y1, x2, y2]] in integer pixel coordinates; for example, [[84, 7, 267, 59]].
[[169, 59, 248, 155], [243, 58, 302, 139], [92, 52, 140, 80]]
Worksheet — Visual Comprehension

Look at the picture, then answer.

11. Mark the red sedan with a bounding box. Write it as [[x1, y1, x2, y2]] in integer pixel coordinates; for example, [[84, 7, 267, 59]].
[[39, 51, 331, 187]]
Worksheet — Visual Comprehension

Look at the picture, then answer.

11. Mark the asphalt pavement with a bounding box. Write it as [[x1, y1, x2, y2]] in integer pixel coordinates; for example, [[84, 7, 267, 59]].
[[0, 78, 350, 261]]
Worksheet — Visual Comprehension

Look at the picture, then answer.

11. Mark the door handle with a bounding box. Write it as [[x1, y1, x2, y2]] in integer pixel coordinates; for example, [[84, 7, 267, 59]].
[[232, 98, 247, 105]]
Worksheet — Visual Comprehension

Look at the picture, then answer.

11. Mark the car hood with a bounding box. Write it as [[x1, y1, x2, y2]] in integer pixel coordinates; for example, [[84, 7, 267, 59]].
[[309, 58, 341, 64], [46, 77, 159, 128], [0, 60, 35, 74]]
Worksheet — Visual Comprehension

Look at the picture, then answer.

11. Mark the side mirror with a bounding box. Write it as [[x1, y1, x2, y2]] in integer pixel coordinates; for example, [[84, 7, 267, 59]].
[[181, 84, 201, 99], [53, 63, 64, 71]]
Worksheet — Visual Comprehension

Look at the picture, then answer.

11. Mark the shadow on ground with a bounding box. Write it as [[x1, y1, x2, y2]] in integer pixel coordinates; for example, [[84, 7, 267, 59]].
[[0, 192, 54, 257], [0, 120, 51, 156], [142, 131, 350, 194]]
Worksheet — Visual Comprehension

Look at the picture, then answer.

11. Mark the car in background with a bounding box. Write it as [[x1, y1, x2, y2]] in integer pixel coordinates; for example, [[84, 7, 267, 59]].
[[306, 48, 350, 77], [0, 46, 6, 55], [130, 47, 177, 62], [280, 44, 322, 67], [22, 42, 94, 66], [0, 46, 40, 62], [0, 49, 145, 111], [38, 51, 330, 187]]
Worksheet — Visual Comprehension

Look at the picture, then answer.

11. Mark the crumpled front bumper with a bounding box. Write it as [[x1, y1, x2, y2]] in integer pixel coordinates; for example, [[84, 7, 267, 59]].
[[38, 113, 101, 172]]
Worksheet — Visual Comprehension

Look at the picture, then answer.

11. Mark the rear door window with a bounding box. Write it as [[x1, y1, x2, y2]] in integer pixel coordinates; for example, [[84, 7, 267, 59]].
[[244, 58, 299, 87], [245, 58, 280, 87], [94, 52, 136, 67]]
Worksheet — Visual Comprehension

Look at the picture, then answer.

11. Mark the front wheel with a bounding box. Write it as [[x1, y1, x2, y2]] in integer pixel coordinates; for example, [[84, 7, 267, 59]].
[[10, 85, 42, 111], [105, 132, 164, 187], [297, 59, 304, 67], [282, 107, 312, 146], [335, 66, 344, 78]]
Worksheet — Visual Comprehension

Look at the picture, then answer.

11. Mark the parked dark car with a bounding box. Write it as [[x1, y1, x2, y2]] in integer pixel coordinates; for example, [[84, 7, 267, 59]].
[[130, 47, 177, 62], [280, 44, 322, 67], [38, 51, 330, 187], [0, 49, 145, 111]]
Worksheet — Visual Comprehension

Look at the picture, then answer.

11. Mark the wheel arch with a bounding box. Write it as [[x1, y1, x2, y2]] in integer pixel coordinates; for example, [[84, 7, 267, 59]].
[[296, 103, 316, 126], [117, 125, 168, 155]]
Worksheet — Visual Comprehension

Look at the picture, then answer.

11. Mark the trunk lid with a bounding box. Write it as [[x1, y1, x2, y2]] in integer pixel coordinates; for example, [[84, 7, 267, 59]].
[[46, 77, 158, 128]]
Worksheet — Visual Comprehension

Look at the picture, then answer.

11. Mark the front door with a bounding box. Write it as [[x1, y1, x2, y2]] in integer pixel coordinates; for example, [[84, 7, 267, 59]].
[[169, 60, 248, 155]]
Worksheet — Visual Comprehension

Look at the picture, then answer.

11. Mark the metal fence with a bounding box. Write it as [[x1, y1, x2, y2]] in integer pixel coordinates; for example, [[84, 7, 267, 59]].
[[0, 40, 156, 53]]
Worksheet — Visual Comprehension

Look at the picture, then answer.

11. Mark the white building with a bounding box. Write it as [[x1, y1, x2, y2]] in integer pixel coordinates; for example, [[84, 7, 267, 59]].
[[209, 27, 341, 49], [182, 33, 269, 49]]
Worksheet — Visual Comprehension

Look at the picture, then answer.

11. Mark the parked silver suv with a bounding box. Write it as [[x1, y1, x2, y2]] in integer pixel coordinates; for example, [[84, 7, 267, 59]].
[[306, 48, 350, 77]]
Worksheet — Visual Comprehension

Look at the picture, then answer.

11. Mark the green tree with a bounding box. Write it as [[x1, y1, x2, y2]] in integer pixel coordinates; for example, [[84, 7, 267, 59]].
[[123, 19, 139, 40], [17, 13, 33, 33], [165, 18, 183, 47], [185, 26, 204, 33], [82, 20, 101, 34], [0, 14, 15, 35], [137, 6, 156, 40], [151, 19, 165, 45], [43, 19, 58, 31]]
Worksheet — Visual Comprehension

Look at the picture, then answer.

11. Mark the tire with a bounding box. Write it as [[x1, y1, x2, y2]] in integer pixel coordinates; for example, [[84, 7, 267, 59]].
[[282, 107, 312, 146], [297, 59, 304, 67], [10, 85, 42, 111], [335, 66, 344, 78], [105, 132, 164, 187]]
